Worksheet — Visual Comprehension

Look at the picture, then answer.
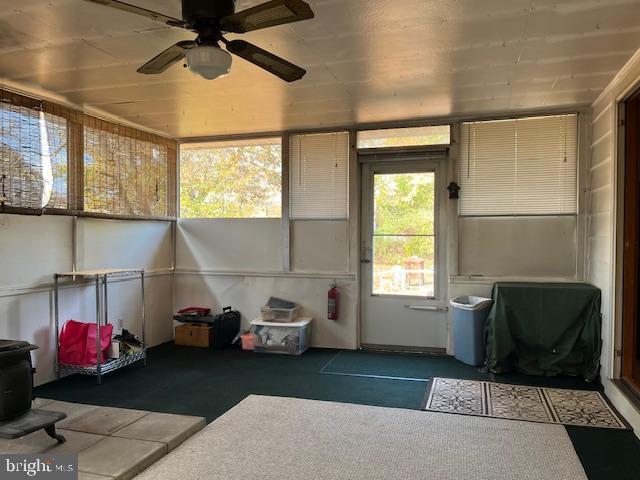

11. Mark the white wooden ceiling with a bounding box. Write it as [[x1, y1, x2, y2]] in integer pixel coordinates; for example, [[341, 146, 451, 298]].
[[1, 0, 640, 138]]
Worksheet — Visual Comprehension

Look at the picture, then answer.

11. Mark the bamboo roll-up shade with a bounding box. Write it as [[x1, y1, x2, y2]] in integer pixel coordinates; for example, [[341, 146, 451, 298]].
[[0, 88, 177, 218], [82, 115, 176, 218], [0, 89, 69, 210]]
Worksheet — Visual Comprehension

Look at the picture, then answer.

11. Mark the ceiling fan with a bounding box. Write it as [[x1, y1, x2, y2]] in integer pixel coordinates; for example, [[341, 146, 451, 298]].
[[84, 0, 314, 81]]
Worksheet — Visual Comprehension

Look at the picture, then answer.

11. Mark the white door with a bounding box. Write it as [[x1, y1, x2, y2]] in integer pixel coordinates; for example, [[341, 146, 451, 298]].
[[360, 155, 448, 352]]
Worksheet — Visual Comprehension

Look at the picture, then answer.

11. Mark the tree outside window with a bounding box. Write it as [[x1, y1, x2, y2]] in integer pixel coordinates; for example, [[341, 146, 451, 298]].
[[180, 139, 282, 219]]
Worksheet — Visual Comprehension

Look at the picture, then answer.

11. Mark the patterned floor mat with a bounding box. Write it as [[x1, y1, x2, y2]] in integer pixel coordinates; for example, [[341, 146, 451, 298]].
[[423, 377, 628, 430]]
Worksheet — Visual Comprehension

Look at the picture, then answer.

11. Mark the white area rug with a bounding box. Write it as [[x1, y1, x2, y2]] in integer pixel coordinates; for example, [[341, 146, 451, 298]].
[[424, 377, 627, 429], [135, 395, 587, 480]]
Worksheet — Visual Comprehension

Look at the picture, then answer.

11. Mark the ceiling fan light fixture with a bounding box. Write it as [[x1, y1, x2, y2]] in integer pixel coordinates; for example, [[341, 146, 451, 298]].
[[186, 46, 232, 80], [86, 0, 314, 82]]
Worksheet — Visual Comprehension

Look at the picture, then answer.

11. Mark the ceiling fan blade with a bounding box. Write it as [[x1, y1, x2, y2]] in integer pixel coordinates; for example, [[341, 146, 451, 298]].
[[220, 0, 314, 33], [138, 41, 195, 75], [226, 40, 306, 82], [83, 0, 188, 29]]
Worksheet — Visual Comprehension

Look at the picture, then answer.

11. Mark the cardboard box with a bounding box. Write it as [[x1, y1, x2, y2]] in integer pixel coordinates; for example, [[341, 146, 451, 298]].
[[175, 324, 214, 348]]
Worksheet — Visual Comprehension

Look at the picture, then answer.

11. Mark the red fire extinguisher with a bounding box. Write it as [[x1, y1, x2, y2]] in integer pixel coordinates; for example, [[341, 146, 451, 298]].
[[328, 280, 340, 321]]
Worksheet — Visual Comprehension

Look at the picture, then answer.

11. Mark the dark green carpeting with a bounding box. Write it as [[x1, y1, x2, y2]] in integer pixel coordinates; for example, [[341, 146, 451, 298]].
[[320, 350, 442, 380], [318, 350, 608, 388], [35, 343, 640, 480]]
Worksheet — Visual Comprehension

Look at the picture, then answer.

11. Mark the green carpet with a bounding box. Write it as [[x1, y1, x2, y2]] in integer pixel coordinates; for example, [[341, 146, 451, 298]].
[[319, 349, 612, 389], [320, 350, 449, 381], [35, 343, 640, 480]]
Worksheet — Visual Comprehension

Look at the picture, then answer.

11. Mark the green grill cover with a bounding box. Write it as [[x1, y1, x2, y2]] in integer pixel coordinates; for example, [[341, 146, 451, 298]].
[[485, 282, 602, 381]]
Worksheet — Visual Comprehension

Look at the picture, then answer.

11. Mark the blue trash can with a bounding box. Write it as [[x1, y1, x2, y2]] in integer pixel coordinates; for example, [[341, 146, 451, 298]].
[[450, 296, 493, 366]]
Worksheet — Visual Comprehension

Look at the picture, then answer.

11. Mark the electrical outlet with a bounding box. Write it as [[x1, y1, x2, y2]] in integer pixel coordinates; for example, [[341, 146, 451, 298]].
[[117, 317, 124, 331]]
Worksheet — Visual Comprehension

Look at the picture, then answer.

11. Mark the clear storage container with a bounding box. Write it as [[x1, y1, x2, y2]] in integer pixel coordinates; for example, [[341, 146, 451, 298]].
[[250, 318, 311, 355], [260, 305, 301, 323]]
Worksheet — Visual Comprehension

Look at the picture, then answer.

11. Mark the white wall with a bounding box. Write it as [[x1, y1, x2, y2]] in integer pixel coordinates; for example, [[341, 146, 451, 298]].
[[175, 218, 357, 349], [587, 48, 640, 435], [445, 119, 586, 354], [291, 220, 350, 273], [77, 218, 173, 272], [0, 214, 174, 386], [177, 219, 282, 272], [458, 216, 578, 278], [589, 95, 616, 378], [0, 215, 73, 287], [175, 116, 589, 354], [175, 273, 356, 349]]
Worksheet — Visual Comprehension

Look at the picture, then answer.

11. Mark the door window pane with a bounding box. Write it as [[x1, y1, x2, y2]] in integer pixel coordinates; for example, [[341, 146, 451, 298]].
[[372, 172, 436, 297], [373, 235, 435, 297]]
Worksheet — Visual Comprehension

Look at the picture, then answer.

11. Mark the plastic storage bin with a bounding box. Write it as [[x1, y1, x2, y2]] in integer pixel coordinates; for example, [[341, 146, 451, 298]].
[[250, 318, 311, 355], [450, 296, 493, 366], [260, 305, 301, 323]]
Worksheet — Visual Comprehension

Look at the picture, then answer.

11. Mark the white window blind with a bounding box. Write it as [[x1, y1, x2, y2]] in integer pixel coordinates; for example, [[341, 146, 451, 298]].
[[290, 131, 349, 219], [459, 114, 578, 216]]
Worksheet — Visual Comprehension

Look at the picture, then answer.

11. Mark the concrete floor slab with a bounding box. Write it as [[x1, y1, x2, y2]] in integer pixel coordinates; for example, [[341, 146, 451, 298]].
[[3, 400, 203, 477], [43, 401, 100, 428], [63, 407, 150, 436], [112, 413, 205, 451], [79, 437, 166, 480]]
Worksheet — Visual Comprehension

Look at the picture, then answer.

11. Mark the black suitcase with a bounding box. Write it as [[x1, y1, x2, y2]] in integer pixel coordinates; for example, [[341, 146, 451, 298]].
[[211, 307, 241, 348]]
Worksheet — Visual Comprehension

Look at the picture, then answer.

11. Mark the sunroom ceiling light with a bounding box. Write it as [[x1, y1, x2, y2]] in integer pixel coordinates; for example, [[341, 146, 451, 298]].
[[186, 46, 232, 80]]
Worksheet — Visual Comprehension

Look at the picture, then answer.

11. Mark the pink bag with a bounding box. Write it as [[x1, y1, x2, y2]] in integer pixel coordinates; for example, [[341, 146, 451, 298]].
[[59, 320, 89, 365], [59, 320, 113, 366], [84, 323, 113, 365]]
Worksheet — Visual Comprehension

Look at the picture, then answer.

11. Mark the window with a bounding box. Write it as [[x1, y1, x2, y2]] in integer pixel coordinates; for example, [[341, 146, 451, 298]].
[[459, 114, 578, 216], [372, 171, 436, 297], [290, 132, 349, 219], [0, 88, 177, 219], [357, 125, 450, 149], [180, 138, 282, 219], [83, 117, 176, 218], [0, 91, 68, 210]]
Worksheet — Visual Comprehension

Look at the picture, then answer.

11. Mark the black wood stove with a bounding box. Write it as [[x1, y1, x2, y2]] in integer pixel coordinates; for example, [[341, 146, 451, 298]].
[[0, 340, 67, 444]]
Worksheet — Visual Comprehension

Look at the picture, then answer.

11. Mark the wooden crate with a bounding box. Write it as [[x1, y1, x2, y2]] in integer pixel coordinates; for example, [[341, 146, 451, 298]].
[[175, 324, 214, 348]]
